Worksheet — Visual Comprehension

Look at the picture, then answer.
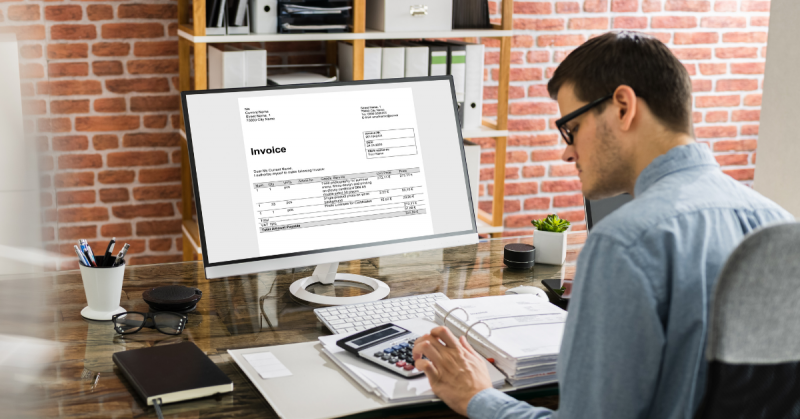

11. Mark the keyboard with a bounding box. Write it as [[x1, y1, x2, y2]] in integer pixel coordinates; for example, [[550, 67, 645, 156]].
[[314, 293, 449, 334]]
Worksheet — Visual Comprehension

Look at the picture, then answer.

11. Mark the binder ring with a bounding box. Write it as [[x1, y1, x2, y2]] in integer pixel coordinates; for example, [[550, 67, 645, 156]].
[[443, 307, 468, 327], [466, 321, 492, 338]]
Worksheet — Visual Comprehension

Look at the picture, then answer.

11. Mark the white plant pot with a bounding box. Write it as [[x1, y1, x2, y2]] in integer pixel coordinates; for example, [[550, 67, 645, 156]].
[[533, 228, 568, 265]]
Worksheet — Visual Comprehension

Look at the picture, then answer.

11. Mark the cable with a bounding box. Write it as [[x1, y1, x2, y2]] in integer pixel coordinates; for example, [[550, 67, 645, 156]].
[[153, 398, 165, 419]]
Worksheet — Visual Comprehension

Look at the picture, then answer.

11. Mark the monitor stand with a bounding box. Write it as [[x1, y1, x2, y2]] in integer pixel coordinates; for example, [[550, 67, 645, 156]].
[[288, 262, 390, 306]]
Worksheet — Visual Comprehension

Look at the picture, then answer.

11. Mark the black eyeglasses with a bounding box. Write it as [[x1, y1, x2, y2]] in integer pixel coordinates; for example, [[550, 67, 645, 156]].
[[111, 311, 187, 335], [555, 93, 614, 145]]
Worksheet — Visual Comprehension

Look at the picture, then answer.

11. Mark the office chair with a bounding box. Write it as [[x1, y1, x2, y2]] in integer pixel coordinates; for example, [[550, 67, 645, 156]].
[[694, 222, 800, 419]]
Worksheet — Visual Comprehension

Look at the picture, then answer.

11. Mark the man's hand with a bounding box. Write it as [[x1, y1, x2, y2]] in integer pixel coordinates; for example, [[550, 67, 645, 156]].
[[412, 326, 493, 416]]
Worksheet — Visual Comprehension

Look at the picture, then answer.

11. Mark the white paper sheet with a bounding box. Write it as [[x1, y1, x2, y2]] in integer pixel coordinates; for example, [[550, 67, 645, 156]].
[[243, 352, 293, 379]]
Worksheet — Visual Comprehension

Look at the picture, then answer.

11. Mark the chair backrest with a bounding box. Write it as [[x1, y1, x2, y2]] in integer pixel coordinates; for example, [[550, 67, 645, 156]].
[[695, 222, 800, 419]]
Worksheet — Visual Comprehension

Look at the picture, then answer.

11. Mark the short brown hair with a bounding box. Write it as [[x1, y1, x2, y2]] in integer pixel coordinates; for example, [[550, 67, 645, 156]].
[[547, 31, 693, 135]]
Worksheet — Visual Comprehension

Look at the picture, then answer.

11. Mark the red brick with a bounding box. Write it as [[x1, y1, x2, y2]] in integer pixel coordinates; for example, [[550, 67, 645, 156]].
[[99, 188, 130, 203], [522, 165, 546, 178], [509, 134, 559, 147], [751, 16, 769, 27], [51, 24, 96, 40], [647, 32, 672, 43], [692, 79, 712, 92], [87, 4, 113, 21], [732, 110, 760, 122], [569, 17, 608, 30], [613, 17, 647, 29], [643, 0, 661, 11], [744, 94, 762, 106], [741, 125, 759, 136], [481, 151, 495, 165], [19, 63, 44, 79], [20, 44, 42, 59], [37, 118, 71, 133], [556, 2, 580, 13], [93, 134, 119, 150], [54, 172, 93, 188], [133, 41, 178, 57], [551, 164, 579, 177], [118, 4, 177, 19], [684, 63, 697, 76], [695, 126, 737, 138], [0, 24, 46, 40], [722, 32, 767, 44], [513, 2, 551, 14], [531, 149, 565, 161], [537, 34, 585, 47], [696, 95, 739, 107], [113, 203, 174, 219], [490, 67, 543, 82], [671, 48, 711, 60], [716, 154, 749, 166], [652, 16, 697, 28], [714, 1, 736, 11], [8, 5, 40, 21], [108, 151, 168, 167], [557, 210, 585, 223], [106, 77, 170, 93], [713, 140, 757, 152], [741, 1, 769, 12], [513, 18, 565, 31], [52, 135, 89, 151], [92, 42, 131, 56], [98, 170, 135, 184], [102, 23, 164, 39], [149, 238, 173, 252], [122, 133, 180, 147], [101, 223, 132, 237], [716, 47, 758, 59], [45, 80, 102, 96], [143, 115, 168, 128], [508, 118, 547, 131], [524, 197, 551, 210], [58, 207, 108, 223], [45, 5, 81, 21], [484, 86, 524, 100], [705, 111, 728, 122], [527, 85, 549, 97], [611, 0, 638, 12], [730, 63, 765, 75], [94, 97, 126, 113], [699, 63, 726, 75], [48, 62, 88, 78], [136, 219, 181, 235], [500, 182, 540, 196], [665, 0, 710, 12], [510, 102, 558, 115], [50, 99, 88, 114], [22, 100, 47, 115], [584, 0, 608, 12], [56, 190, 95, 205], [75, 115, 139, 131], [542, 179, 582, 192], [127, 59, 178, 75], [133, 185, 181, 201], [674, 32, 718, 45], [702, 17, 746, 28], [505, 150, 527, 164], [717, 79, 758, 92], [130, 95, 180, 112], [59, 225, 96, 240], [512, 35, 534, 48], [58, 154, 102, 170], [722, 169, 756, 180], [506, 214, 551, 228], [554, 193, 584, 207], [553, 50, 575, 64], [92, 61, 124, 76], [139, 167, 181, 183]]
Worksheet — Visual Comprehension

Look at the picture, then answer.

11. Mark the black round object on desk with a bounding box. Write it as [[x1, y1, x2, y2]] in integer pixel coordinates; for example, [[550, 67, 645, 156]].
[[504, 243, 535, 270], [142, 285, 202, 313]]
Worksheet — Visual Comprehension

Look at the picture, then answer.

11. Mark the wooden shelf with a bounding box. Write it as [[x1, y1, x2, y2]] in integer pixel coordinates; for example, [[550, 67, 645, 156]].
[[477, 218, 504, 235], [178, 28, 513, 44], [462, 124, 509, 139], [182, 219, 202, 256]]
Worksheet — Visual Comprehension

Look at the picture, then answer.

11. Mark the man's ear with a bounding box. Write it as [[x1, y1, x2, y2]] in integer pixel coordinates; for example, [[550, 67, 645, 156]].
[[613, 85, 637, 132]]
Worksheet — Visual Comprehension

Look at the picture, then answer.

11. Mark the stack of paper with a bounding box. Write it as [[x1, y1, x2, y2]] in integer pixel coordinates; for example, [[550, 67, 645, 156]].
[[433, 295, 567, 387], [319, 318, 506, 403]]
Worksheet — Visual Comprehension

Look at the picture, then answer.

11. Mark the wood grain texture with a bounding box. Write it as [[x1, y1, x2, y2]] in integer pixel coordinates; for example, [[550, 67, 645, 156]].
[[33, 238, 578, 418]]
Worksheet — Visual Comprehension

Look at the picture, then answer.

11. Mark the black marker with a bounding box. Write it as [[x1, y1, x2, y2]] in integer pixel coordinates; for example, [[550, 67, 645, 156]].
[[103, 238, 116, 267]]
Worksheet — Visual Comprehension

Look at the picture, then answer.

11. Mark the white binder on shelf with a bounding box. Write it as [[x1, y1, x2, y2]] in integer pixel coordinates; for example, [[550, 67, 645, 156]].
[[449, 41, 485, 129], [401, 42, 429, 78], [380, 43, 405, 79], [445, 42, 467, 103], [364, 42, 382, 80], [242, 46, 267, 87], [208, 45, 245, 89], [249, 0, 278, 34]]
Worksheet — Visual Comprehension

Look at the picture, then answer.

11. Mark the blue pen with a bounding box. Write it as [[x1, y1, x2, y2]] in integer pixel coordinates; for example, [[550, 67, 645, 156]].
[[79, 240, 97, 267], [74, 245, 90, 267]]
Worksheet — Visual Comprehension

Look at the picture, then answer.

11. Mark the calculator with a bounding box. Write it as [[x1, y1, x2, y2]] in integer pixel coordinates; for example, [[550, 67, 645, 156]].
[[336, 323, 423, 378]]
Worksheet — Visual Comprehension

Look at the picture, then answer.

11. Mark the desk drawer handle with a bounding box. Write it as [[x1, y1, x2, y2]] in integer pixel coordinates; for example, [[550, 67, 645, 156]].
[[410, 5, 428, 16]]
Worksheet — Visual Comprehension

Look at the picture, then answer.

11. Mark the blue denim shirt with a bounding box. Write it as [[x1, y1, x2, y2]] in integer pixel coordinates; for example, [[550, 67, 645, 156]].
[[467, 143, 793, 419]]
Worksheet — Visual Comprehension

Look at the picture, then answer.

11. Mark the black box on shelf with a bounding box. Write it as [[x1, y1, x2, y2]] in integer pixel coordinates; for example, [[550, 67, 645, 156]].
[[277, 0, 352, 33]]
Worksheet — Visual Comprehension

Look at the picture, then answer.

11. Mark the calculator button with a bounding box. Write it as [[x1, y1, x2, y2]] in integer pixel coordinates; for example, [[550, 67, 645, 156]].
[[373, 352, 382, 358], [399, 342, 408, 348], [383, 348, 393, 354], [381, 354, 390, 360], [403, 364, 415, 371], [392, 345, 402, 351], [396, 360, 406, 367], [389, 357, 397, 363]]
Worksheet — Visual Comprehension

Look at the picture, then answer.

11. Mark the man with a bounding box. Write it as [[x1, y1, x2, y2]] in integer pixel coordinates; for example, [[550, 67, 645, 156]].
[[412, 31, 793, 419]]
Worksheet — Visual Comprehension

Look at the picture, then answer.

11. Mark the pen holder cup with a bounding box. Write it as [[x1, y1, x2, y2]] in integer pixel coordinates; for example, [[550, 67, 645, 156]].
[[79, 256, 126, 321]]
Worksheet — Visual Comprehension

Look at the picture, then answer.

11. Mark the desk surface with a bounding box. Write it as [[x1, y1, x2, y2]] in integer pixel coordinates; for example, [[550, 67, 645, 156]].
[[22, 235, 583, 418]]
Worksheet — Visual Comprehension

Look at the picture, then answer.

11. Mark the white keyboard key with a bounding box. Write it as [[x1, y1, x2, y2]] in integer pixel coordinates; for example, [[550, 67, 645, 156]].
[[354, 321, 363, 326], [339, 322, 354, 328], [329, 319, 345, 325]]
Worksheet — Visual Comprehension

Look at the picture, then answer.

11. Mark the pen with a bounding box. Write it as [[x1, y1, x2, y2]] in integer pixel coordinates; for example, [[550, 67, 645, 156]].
[[74, 245, 90, 267], [103, 238, 116, 267], [113, 243, 130, 267], [84, 243, 98, 267], [79, 240, 96, 267]]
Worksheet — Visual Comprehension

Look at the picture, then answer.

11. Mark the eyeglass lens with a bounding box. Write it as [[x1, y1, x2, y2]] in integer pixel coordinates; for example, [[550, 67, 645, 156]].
[[559, 126, 573, 145], [153, 312, 185, 335], [114, 312, 145, 333]]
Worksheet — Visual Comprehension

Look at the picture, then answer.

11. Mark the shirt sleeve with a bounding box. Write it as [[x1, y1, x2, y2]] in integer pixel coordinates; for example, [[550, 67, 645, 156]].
[[467, 388, 555, 419]]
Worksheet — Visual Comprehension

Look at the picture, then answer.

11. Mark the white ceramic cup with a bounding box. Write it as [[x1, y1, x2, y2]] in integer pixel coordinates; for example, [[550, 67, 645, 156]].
[[79, 258, 126, 321]]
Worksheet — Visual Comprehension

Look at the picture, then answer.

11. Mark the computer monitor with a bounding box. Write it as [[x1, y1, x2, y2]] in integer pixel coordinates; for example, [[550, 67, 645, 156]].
[[584, 193, 632, 231], [182, 76, 478, 305]]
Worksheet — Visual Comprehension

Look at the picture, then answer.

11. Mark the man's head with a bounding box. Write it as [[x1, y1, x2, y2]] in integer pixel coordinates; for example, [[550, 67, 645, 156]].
[[547, 31, 694, 199]]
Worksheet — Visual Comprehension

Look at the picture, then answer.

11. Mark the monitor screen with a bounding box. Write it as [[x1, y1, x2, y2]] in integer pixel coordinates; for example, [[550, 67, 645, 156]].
[[183, 77, 477, 278], [585, 193, 632, 231]]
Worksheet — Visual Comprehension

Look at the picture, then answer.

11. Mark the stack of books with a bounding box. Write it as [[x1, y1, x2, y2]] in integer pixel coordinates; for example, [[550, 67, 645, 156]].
[[432, 294, 567, 387]]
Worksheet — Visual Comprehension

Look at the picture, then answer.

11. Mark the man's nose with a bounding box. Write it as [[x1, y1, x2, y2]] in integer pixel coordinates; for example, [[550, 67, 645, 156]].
[[562, 145, 576, 163]]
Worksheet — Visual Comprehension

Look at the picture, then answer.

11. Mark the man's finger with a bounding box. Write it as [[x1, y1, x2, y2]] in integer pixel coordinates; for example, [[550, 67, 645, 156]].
[[460, 335, 480, 358], [413, 334, 445, 359], [414, 358, 440, 382], [430, 326, 460, 348]]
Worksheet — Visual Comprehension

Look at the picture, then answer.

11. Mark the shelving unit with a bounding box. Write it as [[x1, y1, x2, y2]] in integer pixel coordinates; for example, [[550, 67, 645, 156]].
[[177, 0, 513, 260]]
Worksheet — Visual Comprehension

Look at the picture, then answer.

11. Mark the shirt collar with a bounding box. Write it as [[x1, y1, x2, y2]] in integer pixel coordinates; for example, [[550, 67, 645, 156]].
[[634, 143, 719, 197]]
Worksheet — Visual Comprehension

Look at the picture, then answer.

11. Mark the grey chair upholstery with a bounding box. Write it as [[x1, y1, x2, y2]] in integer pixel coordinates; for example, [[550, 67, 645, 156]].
[[694, 222, 800, 419]]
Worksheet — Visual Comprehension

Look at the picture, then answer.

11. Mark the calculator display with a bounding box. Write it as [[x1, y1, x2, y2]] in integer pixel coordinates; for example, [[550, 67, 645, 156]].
[[347, 326, 405, 349]]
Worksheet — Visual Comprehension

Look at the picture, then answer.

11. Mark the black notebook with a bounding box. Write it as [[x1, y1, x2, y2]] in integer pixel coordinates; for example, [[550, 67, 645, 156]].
[[113, 341, 233, 406]]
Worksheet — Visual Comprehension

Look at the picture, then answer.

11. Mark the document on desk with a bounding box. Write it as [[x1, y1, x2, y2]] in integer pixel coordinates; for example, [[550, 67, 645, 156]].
[[238, 88, 435, 257]]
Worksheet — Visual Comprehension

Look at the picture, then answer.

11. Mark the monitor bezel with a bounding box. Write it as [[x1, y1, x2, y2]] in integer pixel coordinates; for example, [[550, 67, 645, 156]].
[[181, 76, 478, 278]]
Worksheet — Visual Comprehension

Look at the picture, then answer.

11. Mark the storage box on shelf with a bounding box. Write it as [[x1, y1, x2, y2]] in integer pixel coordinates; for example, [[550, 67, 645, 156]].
[[177, 0, 513, 260]]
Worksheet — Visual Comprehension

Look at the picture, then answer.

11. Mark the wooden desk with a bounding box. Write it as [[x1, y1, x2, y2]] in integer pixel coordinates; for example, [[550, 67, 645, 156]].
[[26, 236, 583, 418]]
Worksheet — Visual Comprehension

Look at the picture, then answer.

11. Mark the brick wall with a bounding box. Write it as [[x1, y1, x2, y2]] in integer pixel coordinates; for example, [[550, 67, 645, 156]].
[[480, 0, 769, 236], [1, 0, 770, 268]]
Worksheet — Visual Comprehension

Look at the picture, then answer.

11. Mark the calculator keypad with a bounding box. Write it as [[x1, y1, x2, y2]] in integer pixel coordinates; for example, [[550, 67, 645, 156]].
[[360, 336, 423, 377]]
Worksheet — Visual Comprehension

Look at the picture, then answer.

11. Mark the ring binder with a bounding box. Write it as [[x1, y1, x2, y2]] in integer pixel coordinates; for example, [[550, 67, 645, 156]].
[[443, 307, 468, 327], [466, 320, 492, 338]]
